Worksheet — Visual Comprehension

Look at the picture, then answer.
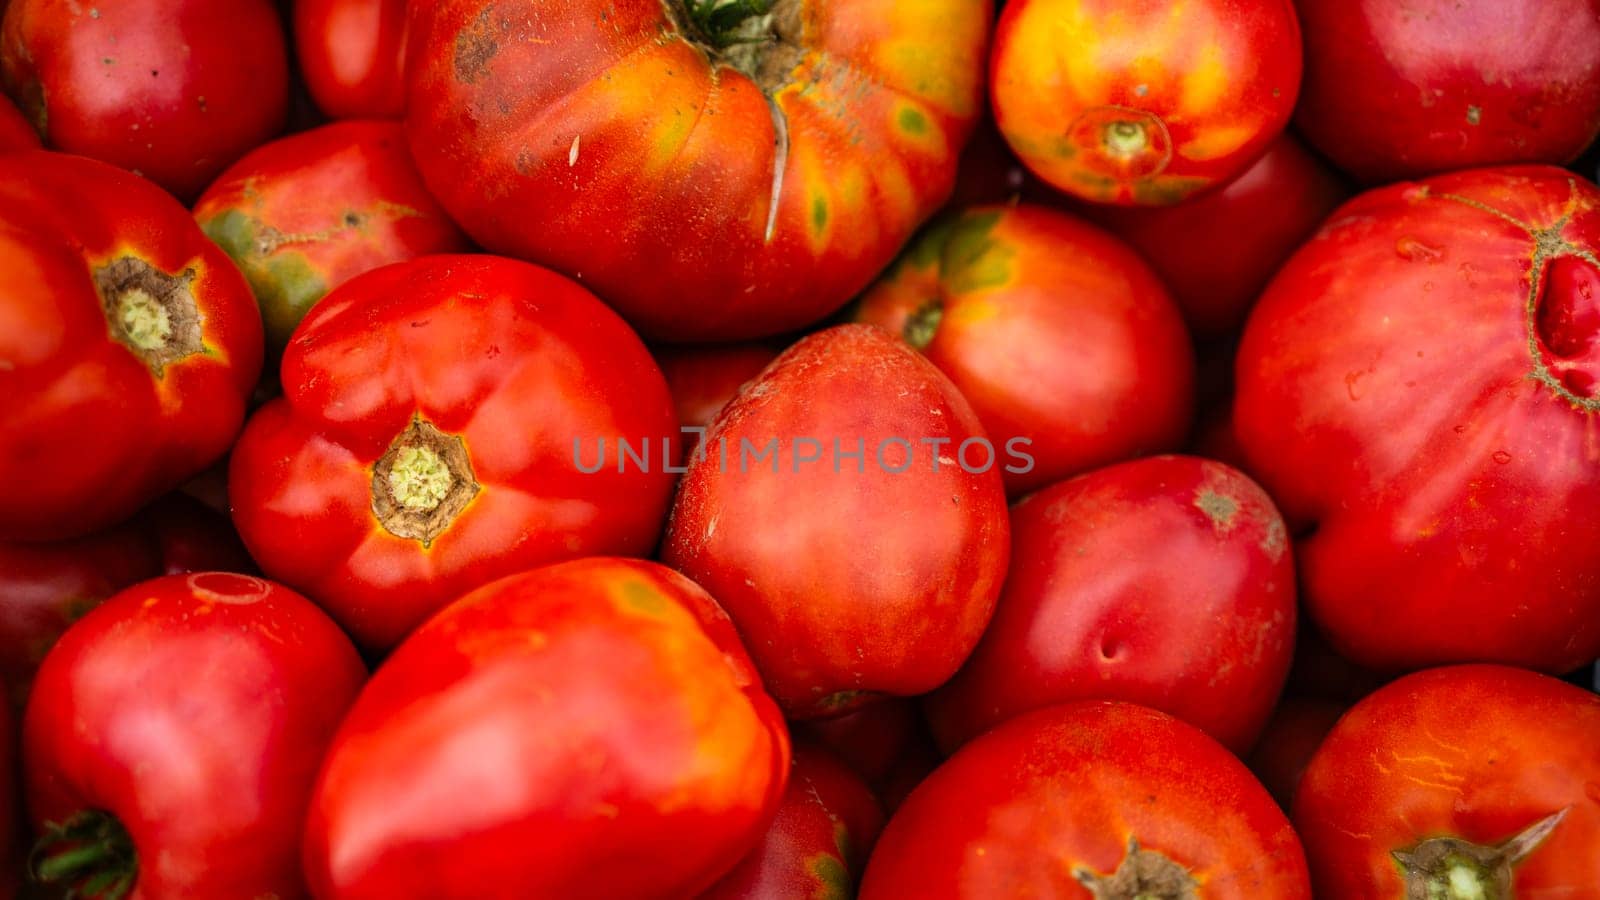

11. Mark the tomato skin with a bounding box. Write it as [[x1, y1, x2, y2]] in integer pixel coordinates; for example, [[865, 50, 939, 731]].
[[1296, 0, 1600, 183], [404, 0, 989, 341], [303, 557, 790, 899], [230, 254, 677, 651], [1295, 665, 1600, 896], [662, 325, 1011, 718], [795, 698, 921, 786], [1245, 699, 1344, 811], [1235, 166, 1600, 674], [0, 151, 263, 542], [991, 0, 1301, 206], [293, 0, 407, 120], [0, 93, 34, 152], [854, 205, 1194, 495], [860, 702, 1312, 899], [656, 343, 782, 434], [23, 572, 365, 897], [0, 0, 288, 199], [926, 456, 1295, 755]]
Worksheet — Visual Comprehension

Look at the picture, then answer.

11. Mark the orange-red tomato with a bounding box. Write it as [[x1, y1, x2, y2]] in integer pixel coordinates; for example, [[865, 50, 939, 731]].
[[293, 0, 408, 120]]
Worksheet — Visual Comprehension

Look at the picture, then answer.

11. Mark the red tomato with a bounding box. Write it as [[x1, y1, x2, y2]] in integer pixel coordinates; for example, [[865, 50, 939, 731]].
[[0, 92, 34, 152], [1235, 166, 1600, 674], [860, 702, 1312, 899], [662, 325, 1011, 718], [230, 255, 677, 650], [926, 456, 1295, 755], [303, 558, 789, 899], [1295, 0, 1600, 183], [0, 0, 289, 199], [853, 205, 1195, 495], [1246, 699, 1345, 811], [991, 0, 1301, 205], [404, 0, 990, 341], [655, 342, 781, 462], [24, 573, 365, 897], [701, 742, 885, 900], [293, 0, 407, 120], [0, 152, 263, 542], [1295, 665, 1600, 896], [193, 120, 469, 360], [794, 698, 922, 786]]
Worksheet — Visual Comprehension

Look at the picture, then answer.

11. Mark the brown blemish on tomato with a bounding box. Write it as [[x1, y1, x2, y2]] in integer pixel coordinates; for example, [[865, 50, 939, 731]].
[[94, 256, 203, 377], [371, 417, 480, 546], [454, 7, 501, 84], [1195, 489, 1238, 529]]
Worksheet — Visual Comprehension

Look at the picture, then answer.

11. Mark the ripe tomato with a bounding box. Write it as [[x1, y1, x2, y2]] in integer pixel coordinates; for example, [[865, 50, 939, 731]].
[[230, 255, 677, 650], [404, 0, 990, 341], [1, 0, 289, 199], [662, 325, 1011, 718], [1296, 0, 1600, 183], [0, 92, 34, 151], [303, 558, 789, 899], [193, 120, 469, 361], [991, 0, 1301, 205], [656, 342, 781, 462], [795, 698, 922, 786], [1235, 166, 1600, 674], [0, 152, 263, 542], [1246, 699, 1345, 811], [860, 702, 1312, 899], [1295, 665, 1600, 896], [293, 0, 407, 119], [853, 205, 1194, 495], [701, 742, 885, 900], [24, 573, 365, 897]]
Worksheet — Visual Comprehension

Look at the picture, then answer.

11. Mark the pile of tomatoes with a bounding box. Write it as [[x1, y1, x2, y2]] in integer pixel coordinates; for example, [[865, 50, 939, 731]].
[[2, 0, 1599, 897]]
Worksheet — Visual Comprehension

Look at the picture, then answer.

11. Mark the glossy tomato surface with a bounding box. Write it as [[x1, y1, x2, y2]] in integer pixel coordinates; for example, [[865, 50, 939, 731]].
[[861, 702, 1312, 899], [926, 456, 1295, 755], [992, 0, 1301, 205], [1296, 0, 1600, 183], [24, 573, 365, 897], [663, 325, 1011, 718], [304, 558, 789, 899], [854, 204, 1194, 494], [230, 254, 677, 650], [294, 0, 407, 119], [1, 0, 288, 198], [0, 93, 35, 152], [405, 0, 989, 341], [1295, 665, 1600, 897], [1236, 166, 1600, 674], [0, 152, 263, 542]]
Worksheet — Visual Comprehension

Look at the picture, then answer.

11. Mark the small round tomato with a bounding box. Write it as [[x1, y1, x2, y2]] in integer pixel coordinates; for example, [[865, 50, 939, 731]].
[[24, 573, 365, 897], [0, 151, 263, 542], [991, 0, 1302, 205], [662, 325, 1011, 719], [230, 254, 677, 650], [861, 702, 1312, 899], [194, 120, 469, 362], [1295, 0, 1600, 183], [304, 558, 789, 899], [1295, 665, 1600, 896], [1246, 699, 1345, 811], [1, 0, 289, 199], [854, 205, 1194, 495], [293, 0, 407, 120], [0, 92, 35, 152]]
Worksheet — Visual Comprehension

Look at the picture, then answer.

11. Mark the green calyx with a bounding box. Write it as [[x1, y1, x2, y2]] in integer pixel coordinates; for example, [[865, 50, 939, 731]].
[[680, 0, 776, 50], [30, 810, 137, 899], [1394, 808, 1569, 900]]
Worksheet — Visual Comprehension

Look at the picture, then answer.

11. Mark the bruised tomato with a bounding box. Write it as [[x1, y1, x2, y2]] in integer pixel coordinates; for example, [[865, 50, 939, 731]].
[[0, 93, 34, 152], [404, 0, 989, 341], [926, 456, 1295, 755], [854, 205, 1194, 495], [294, 0, 408, 120], [1235, 166, 1600, 674], [1, 0, 288, 199], [662, 325, 1010, 718], [304, 558, 789, 899], [861, 702, 1312, 899], [991, 0, 1301, 205], [0, 152, 262, 542], [1295, 665, 1600, 896], [194, 120, 468, 361], [230, 255, 677, 650]]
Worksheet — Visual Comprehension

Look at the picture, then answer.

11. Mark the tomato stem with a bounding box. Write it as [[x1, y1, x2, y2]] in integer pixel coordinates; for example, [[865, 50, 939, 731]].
[[30, 809, 137, 899], [684, 0, 775, 48]]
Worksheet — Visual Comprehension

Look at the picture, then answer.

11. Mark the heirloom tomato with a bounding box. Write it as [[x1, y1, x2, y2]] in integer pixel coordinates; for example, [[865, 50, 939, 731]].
[[1295, 665, 1600, 897], [404, 0, 989, 341], [662, 325, 1010, 718], [1, 0, 289, 199], [24, 573, 365, 898], [991, 0, 1301, 205], [0, 152, 262, 542], [861, 702, 1312, 899], [1235, 166, 1600, 674], [230, 255, 677, 650], [0, 93, 33, 151], [1246, 699, 1344, 811], [294, 0, 408, 120], [304, 558, 789, 899]]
